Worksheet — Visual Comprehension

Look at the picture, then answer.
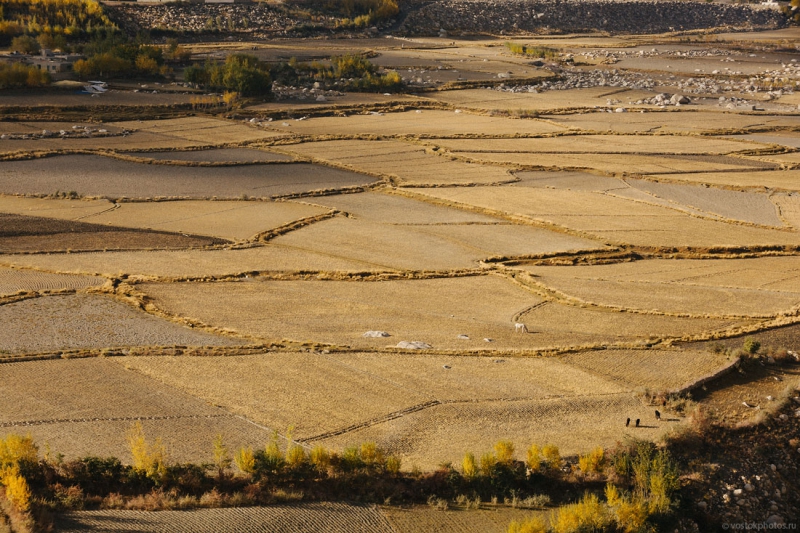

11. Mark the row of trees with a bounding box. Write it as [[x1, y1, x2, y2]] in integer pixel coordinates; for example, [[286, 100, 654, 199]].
[[271, 54, 403, 92], [0, 0, 116, 45], [184, 54, 272, 97], [0, 427, 681, 533]]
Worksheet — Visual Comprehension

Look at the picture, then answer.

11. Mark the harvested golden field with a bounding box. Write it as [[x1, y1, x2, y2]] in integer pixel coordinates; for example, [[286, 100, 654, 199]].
[[0, 293, 236, 354], [435, 135, 759, 155], [314, 393, 678, 470], [513, 172, 783, 227], [624, 178, 784, 227], [272, 217, 605, 270], [513, 302, 746, 346], [0, 244, 379, 279], [55, 503, 395, 533], [78, 200, 329, 242], [0, 155, 375, 199], [773, 193, 800, 229], [0, 267, 103, 296], [559, 348, 731, 391], [137, 276, 546, 351], [723, 132, 800, 150], [646, 170, 800, 191], [0, 213, 223, 253], [518, 256, 800, 292], [307, 191, 498, 224], [137, 276, 744, 350], [324, 352, 627, 400], [113, 353, 433, 440], [108, 116, 285, 144], [452, 152, 771, 174], [425, 87, 657, 112], [544, 112, 800, 134], [263, 110, 565, 137], [405, 186, 800, 248], [0, 196, 114, 220], [277, 140, 514, 185]]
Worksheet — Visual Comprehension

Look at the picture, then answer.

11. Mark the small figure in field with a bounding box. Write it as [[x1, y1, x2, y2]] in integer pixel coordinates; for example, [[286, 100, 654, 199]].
[[655, 410, 661, 421], [515, 322, 528, 334], [635, 419, 640, 427], [626, 418, 630, 427], [662, 399, 667, 407]]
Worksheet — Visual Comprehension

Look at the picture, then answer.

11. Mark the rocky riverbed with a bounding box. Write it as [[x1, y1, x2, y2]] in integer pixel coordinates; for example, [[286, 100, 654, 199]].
[[399, 0, 787, 35]]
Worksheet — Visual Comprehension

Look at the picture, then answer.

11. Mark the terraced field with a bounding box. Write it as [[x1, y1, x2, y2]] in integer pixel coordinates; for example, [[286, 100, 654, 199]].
[[3, 32, 800, 519]]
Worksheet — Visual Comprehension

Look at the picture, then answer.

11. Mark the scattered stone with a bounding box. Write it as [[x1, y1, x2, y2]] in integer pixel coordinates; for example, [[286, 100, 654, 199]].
[[363, 330, 391, 338], [396, 341, 432, 349]]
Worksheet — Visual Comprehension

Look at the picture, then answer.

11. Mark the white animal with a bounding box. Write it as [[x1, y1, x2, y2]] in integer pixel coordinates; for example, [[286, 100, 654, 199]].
[[515, 322, 528, 334]]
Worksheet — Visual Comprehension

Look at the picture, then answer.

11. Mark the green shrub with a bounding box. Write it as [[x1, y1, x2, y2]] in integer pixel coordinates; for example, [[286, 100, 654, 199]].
[[743, 337, 761, 355]]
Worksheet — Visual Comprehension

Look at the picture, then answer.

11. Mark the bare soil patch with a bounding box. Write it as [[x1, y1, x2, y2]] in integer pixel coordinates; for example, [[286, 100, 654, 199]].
[[0, 155, 375, 199], [0, 293, 236, 354], [0, 267, 103, 296], [0, 213, 222, 253], [54, 503, 394, 533]]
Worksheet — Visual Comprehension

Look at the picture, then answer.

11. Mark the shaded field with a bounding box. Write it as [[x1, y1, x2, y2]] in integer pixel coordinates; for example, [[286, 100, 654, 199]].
[[54, 503, 394, 533], [0, 196, 114, 220], [0, 293, 236, 354], [405, 186, 800, 248], [559, 349, 731, 391], [0, 244, 381, 279], [0, 213, 223, 253], [263, 110, 565, 137], [315, 393, 678, 470], [127, 147, 294, 163], [0, 267, 104, 295], [0, 155, 375, 199], [78, 200, 328, 242], [272, 216, 605, 270], [279, 140, 513, 186], [138, 276, 746, 350]]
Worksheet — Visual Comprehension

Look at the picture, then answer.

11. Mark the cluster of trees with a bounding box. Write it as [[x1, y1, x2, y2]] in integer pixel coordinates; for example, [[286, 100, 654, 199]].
[[70, 33, 191, 79], [293, 0, 399, 29], [0, 0, 116, 46], [0, 61, 50, 88], [504, 42, 559, 60], [184, 54, 272, 97], [271, 54, 403, 92]]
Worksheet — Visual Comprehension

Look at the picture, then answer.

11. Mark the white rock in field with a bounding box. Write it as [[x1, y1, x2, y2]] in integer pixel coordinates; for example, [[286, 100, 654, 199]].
[[363, 330, 390, 338], [457, 334, 470, 340], [614, 107, 626, 113], [316, 95, 327, 102], [671, 94, 690, 105], [397, 341, 431, 349], [733, 488, 743, 496]]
